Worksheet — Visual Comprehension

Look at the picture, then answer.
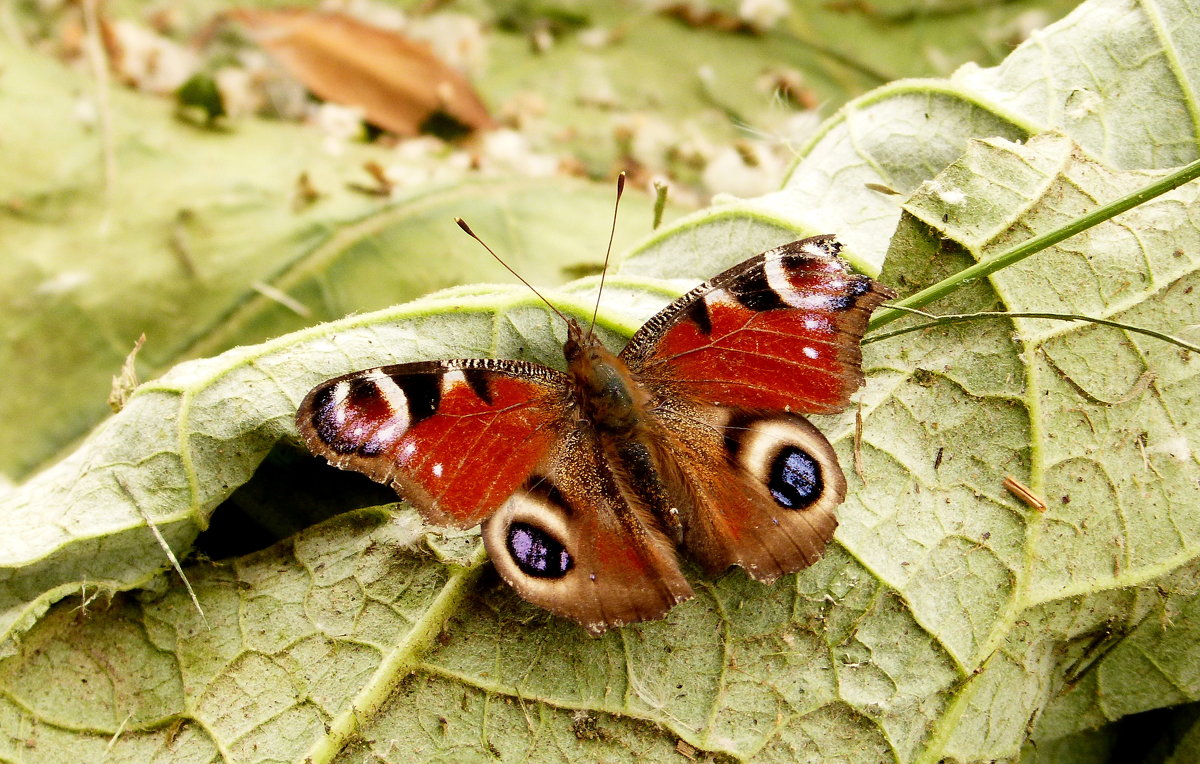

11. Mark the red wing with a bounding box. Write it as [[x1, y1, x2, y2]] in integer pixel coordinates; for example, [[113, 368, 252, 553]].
[[296, 359, 570, 527], [622, 236, 895, 414]]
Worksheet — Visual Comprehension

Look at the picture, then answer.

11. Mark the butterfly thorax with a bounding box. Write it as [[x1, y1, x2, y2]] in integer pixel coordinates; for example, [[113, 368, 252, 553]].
[[563, 320, 652, 434]]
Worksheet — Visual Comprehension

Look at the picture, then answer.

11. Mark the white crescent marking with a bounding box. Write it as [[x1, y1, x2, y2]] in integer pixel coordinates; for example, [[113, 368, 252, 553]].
[[329, 381, 351, 427], [763, 256, 835, 310]]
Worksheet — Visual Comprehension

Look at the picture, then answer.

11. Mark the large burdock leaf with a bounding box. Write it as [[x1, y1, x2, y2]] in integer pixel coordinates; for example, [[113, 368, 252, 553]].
[[2, 149, 1196, 759], [2, 0, 1200, 762]]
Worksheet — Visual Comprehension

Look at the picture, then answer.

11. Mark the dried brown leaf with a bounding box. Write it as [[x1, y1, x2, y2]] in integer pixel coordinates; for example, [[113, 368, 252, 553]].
[[229, 8, 494, 137]]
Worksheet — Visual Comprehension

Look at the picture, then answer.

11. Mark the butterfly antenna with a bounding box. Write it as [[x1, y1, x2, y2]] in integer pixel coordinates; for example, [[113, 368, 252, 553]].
[[588, 171, 626, 338], [455, 218, 571, 326]]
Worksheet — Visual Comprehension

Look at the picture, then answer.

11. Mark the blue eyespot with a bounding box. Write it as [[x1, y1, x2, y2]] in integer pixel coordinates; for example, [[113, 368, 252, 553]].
[[506, 522, 573, 578], [769, 447, 822, 509]]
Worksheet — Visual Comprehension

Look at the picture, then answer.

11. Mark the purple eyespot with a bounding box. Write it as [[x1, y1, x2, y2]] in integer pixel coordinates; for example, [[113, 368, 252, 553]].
[[506, 522, 573, 578]]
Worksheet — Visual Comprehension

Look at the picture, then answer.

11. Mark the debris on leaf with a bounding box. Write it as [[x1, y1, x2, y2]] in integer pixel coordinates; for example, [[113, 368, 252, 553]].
[[675, 739, 699, 760], [1004, 475, 1048, 512], [177, 72, 225, 124], [108, 333, 146, 413]]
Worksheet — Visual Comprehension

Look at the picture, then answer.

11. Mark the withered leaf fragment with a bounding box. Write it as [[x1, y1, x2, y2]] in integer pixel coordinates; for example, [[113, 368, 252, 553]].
[[229, 9, 495, 137]]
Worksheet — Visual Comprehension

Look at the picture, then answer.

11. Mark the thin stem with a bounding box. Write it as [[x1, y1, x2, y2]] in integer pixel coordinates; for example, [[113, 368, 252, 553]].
[[864, 307, 1200, 354], [868, 158, 1200, 332]]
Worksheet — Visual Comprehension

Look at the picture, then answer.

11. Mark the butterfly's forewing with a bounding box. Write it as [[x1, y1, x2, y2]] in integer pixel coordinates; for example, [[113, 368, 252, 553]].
[[298, 357, 695, 633], [622, 236, 894, 414], [296, 359, 569, 527]]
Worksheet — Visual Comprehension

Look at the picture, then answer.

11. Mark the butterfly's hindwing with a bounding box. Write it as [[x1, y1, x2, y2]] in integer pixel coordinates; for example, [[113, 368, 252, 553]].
[[724, 413, 835, 511], [297, 359, 569, 527], [623, 235, 895, 414], [659, 406, 844, 581], [481, 426, 694, 635]]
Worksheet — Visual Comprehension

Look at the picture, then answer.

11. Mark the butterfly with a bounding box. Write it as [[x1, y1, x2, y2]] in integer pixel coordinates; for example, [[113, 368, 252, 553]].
[[296, 235, 894, 634]]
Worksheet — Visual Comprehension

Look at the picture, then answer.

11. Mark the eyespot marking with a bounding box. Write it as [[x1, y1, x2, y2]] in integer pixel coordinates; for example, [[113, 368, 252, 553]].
[[507, 522, 573, 579], [769, 447, 822, 509]]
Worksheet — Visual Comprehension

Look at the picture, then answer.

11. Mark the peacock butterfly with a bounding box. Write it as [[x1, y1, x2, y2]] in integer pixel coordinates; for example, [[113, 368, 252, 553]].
[[296, 233, 894, 634]]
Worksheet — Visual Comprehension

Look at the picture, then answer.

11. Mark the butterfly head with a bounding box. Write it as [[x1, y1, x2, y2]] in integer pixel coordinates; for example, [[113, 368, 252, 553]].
[[561, 318, 600, 361]]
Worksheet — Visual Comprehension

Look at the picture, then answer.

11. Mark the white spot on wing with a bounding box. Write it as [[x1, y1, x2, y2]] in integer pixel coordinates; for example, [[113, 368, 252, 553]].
[[442, 369, 468, 392], [706, 288, 736, 308], [330, 381, 351, 426], [763, 254, 792, 297], [371, 421, 401, 445], [802, 346, 819, 359], [432, 462, 444, 478]]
